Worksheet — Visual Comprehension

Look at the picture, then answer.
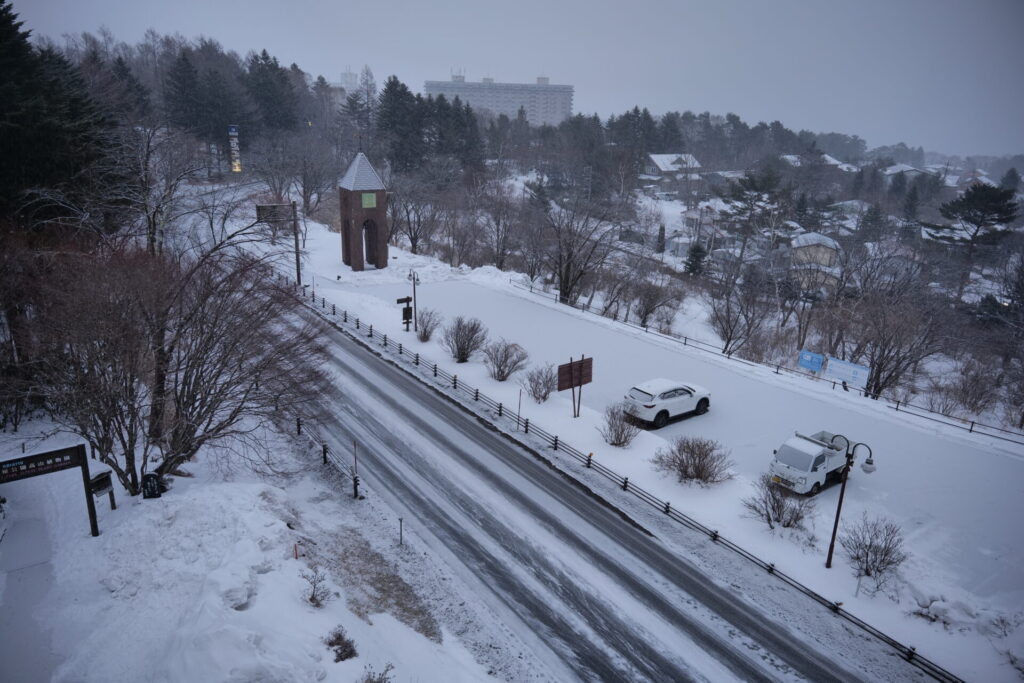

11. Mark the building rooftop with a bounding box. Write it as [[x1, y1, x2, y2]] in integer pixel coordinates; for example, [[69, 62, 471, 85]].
[[339, 152, 386, 191]]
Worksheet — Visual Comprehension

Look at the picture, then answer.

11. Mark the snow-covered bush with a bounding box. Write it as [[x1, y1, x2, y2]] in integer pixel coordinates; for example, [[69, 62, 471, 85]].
[[300, 565, 333, 607], [742, 474, 815, 529], [483, 339, 529, 381], [416, 308, 442, 343], [652, 436, 733, 485], [441, 316, 488, 363], [326, 625, 357, 662], [599, 402, 641, 447], [840, 513, 908, 587], [522, 364, 557, 403]]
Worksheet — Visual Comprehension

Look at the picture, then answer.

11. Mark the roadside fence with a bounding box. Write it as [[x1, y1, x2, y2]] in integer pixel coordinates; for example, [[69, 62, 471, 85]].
[[290, 278, 961, 683], [510, 279, 1024, 447]]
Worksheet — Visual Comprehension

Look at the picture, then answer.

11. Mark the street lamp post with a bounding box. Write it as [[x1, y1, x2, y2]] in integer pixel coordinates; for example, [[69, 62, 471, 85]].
[[407, 270, 420, 332], [825, 439, 874, 569]]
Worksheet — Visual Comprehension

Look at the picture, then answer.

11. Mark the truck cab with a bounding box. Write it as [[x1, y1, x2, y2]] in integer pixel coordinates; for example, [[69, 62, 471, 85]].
[[769, 431, 849, 495]]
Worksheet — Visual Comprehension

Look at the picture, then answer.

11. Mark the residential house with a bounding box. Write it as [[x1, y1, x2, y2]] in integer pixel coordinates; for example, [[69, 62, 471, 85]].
[[789, 231, 841, 292]]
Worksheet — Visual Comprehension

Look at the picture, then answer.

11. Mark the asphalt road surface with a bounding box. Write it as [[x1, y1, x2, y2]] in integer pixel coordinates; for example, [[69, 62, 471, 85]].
[[307, 315, 915, 682]]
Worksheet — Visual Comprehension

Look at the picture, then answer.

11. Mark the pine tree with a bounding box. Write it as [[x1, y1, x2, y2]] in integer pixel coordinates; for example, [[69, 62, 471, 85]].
[[375, 75, 423, 172], [927, 183, 1019, 298], [165, 51, 201, 131], [685, 243, 707, 275], [245, 49, 297, 132], [656, 225, 666, 253], [902, 184, 919, 222], [858, 203, 887, 241], [1001, 167, 1021, 192]]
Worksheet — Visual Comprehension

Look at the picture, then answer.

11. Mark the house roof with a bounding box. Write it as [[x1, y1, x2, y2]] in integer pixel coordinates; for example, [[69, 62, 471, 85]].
[[883, 163, 922, 176], [821, 154, 859, 172], [781, 154, 802, 166], [648, 153, 701, 173], [791, 231, 840, 250], [339, 152, 386, 191]]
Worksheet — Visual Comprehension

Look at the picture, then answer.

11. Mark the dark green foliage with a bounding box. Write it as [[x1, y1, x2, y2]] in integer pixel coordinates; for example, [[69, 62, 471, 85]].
[[888, 171, 907, 199], [164, 51, 201, 131], [858, 204, 888, 241], [245, 49, 297, 132], [935, 183, 1018, 243], [1001, 168, 1021, 192], [0, 2, 110, 223], [903, 184, 919, 222], [685, 243, 707, 275], [655, 225, 665, 253]]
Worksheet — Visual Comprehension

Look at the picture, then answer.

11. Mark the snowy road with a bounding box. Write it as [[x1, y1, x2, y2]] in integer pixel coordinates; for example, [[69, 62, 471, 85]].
[[304, 315, 907, 682]]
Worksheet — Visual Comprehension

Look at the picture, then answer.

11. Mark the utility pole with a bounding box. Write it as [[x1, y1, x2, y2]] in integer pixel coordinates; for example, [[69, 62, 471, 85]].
[[292, 200, 301, 287]]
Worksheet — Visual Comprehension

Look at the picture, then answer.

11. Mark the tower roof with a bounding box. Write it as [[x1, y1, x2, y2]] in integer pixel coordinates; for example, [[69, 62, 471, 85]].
[[339, 152, 386, 191]]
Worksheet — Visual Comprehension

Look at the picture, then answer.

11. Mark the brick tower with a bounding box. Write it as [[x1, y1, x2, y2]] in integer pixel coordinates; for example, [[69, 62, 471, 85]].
[[339, 152, 388, 270]]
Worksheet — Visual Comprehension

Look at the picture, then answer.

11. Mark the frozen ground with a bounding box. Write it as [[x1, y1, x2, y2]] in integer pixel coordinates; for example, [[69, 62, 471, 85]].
[[302, 220, 1024, 681], [0, 421, 545, 683]]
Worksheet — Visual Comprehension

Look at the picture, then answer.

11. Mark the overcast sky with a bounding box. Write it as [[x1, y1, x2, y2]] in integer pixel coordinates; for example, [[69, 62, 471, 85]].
[[15, 0, 1024, 157]]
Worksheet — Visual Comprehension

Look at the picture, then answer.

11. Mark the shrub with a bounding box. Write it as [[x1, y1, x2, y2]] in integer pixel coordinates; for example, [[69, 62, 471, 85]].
[[742, 474, 815, 529], [522, 364, 557, 403], [483, 339, 529, 381], [359, 664, 395, 683], [300, 565, 333, 607], [652, 436, 733, 485], [840, 513, 908, 586], [441, 316, 488, 363], [599, 402, 641, 447], [325, 625, 358, 662], [416, 308, 442, 343]]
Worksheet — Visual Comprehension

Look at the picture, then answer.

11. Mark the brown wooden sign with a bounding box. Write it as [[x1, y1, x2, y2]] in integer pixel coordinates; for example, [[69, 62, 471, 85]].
[[0, 446, 82, 484], [0, 444, 101, 537], [557, 357, 593, 392]]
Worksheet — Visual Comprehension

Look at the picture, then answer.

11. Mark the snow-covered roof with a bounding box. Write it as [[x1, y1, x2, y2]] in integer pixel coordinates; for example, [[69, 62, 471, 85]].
[[883, 163, 922, 176], [714, 170, 746, 180], [791, 232, 840, 250], [647, 153, 701, 172], [339, 152, 386, 191], [780, 154, 802, 166], [821, 154, 859, 172]]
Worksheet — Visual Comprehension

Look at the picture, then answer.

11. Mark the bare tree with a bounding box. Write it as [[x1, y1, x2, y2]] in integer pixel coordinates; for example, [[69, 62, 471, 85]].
[[533, 187, 612, 305], [441, 316, 488, 363], [839, 513, 908, 588], [706, 266, 774, 355], [389, 173, 443, 254], [293, 129, 338, 215], [483, 339, 529, 381], [599, 402, 641, 447], [742, 474, 816, 530], [476, 179, 520, 270], [249, 134, 296, 204]]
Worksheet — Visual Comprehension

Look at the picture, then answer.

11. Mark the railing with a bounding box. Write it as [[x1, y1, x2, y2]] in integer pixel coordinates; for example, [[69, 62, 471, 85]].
[[292, 279, 962, 683], [509, 279, 1024, 447]]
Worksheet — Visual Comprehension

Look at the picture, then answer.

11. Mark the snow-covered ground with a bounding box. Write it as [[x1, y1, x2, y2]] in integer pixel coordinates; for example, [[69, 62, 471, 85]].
[[0, 422, 543, 682], [302, 220, 1024, 681]]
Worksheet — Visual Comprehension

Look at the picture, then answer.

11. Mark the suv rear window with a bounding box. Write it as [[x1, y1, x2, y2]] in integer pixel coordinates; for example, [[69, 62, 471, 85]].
[[628, 388, 654, 401]]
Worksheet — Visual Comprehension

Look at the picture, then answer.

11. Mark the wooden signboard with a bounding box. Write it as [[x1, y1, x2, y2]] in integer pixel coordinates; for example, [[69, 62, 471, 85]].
[[0, 444, 100, 537], [557, 356, 593, 418]]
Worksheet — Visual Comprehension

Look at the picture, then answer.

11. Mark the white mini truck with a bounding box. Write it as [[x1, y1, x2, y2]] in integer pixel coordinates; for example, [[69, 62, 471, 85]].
[[769, 431, 850, 496]]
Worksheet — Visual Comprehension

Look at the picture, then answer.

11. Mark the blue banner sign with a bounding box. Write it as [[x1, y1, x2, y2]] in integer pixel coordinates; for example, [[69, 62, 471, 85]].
[[797, 350, 825, 373], [823, 356, 871, 388]]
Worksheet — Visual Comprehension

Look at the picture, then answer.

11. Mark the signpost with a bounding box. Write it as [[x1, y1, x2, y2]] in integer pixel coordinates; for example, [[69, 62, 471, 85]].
[[227, 124, 242, 172], [396, 296, 413, 332], [823, 356, 870, 389], [557, 356, 593, 418], [0, 444, 100, 537]]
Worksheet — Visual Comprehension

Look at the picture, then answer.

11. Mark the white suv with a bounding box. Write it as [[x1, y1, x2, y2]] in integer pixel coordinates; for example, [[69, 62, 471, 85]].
[[623, 378, 711, 428]]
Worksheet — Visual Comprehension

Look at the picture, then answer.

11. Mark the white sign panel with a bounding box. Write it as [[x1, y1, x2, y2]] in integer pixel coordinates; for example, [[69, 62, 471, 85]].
[[823, 356, 870, 388]]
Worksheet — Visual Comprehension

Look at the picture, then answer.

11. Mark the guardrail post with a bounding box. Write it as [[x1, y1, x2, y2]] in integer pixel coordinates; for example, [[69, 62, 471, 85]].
[[474, 388, 478, 401], [296, 417, 302, 435], [553, 435, 558, 450], [332, 303, 336, 316], [895, 400, 900, 411], [585, 452, 592, 468], [383, 333, 387, 347], [775, 364, 780, 374], [710, 530, 719, 542], [767, 563, 775, 574], [498, 403, 503, 417], [356, 318, 360, 329], [352, 475, 360, 500], [343, 311, 347, 323], [415, 353, 419, 366], [664, 501, 670, 514], [368, 324, 373, 337], [453, 375, 458, 390], [322, 443, 328, 464], [524, 418, 529, 433], [622, 477, 629, 491], [969, 420, 975, 433], [433, 363, 437, 377], [321, 296, 325, 308], [905, 646, 915, 662], [683, 336, 687, 345]]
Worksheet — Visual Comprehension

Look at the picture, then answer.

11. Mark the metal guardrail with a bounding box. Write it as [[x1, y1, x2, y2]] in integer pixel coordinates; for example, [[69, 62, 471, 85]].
[[292, 280, 962, 683], [509, 279, 1024, 447]]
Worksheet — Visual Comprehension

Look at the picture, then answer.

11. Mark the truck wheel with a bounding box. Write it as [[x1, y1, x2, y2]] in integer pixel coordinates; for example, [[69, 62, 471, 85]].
[[809, 482, 821, 496], [653, 411, 669, 429], [695, 398, 709, 415]]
